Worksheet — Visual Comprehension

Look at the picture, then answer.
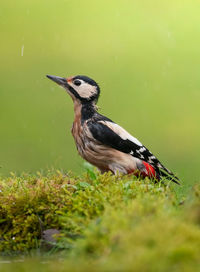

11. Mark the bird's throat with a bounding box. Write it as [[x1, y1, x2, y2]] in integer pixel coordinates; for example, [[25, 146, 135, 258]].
[[81, 102, 97, 124]]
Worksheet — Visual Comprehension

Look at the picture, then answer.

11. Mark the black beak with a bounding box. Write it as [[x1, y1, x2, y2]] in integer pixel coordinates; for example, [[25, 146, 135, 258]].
[[46, 75, 68, 86]]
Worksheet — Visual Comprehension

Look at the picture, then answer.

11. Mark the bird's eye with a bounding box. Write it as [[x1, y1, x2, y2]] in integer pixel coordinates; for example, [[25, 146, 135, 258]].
[[73, 80, 81, 86]]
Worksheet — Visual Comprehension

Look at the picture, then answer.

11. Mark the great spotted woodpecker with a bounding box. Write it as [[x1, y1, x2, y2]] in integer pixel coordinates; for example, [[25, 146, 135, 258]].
[[46, 74, 179, 184]]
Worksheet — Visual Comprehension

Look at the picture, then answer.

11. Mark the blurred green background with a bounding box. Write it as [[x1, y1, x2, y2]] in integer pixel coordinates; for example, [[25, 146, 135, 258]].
[[0, 0, 200, 188]]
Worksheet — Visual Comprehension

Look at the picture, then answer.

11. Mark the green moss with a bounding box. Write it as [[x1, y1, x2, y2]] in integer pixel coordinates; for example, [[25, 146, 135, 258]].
[[0, 170, 199, 271]]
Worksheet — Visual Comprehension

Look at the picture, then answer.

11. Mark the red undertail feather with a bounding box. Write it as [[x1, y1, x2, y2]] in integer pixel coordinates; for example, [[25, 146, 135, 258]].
[[142, 162, 157, 178], [129, 162, 157, 179]]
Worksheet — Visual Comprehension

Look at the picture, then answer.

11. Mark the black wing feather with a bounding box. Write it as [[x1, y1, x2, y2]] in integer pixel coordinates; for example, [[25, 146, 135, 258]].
[[88, 120, 179, 184]]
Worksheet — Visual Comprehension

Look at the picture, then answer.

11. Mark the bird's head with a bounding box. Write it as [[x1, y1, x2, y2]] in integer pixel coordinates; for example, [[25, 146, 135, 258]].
[[46, 75, 100, 104]]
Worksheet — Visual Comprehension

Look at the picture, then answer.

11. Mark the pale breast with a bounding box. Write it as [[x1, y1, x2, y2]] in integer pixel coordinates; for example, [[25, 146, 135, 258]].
[[71, 118, 85, 157], [71, 120, 140, 174]]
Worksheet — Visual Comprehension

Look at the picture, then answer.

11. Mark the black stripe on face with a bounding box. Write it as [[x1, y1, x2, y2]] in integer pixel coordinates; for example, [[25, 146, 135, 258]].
[[67, 85, 82, 100]]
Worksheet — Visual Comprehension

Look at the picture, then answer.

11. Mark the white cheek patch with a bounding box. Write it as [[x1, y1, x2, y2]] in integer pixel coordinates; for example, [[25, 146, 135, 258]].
[[73, 83, 97, 99], [100, 121, 143, 147]]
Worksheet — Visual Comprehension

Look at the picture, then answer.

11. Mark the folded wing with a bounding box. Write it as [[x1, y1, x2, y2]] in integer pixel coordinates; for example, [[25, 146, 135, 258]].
[[87, 119, 179, 184]]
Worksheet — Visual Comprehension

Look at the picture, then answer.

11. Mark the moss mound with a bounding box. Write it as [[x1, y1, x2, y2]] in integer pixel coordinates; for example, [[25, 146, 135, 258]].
[[0, 170, 199, 271]]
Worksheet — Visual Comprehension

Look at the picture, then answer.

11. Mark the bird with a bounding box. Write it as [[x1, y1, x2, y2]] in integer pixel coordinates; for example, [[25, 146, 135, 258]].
[[46, 74, 179, 184]]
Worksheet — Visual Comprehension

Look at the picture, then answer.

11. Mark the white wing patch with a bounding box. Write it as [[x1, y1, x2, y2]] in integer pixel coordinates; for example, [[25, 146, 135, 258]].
[[139, 147, 146, 152], [99, 121, 143, 146]]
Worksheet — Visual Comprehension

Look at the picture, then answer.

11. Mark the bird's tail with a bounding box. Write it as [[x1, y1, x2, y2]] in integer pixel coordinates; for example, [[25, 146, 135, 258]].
[[157, 165, 180, 185]]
